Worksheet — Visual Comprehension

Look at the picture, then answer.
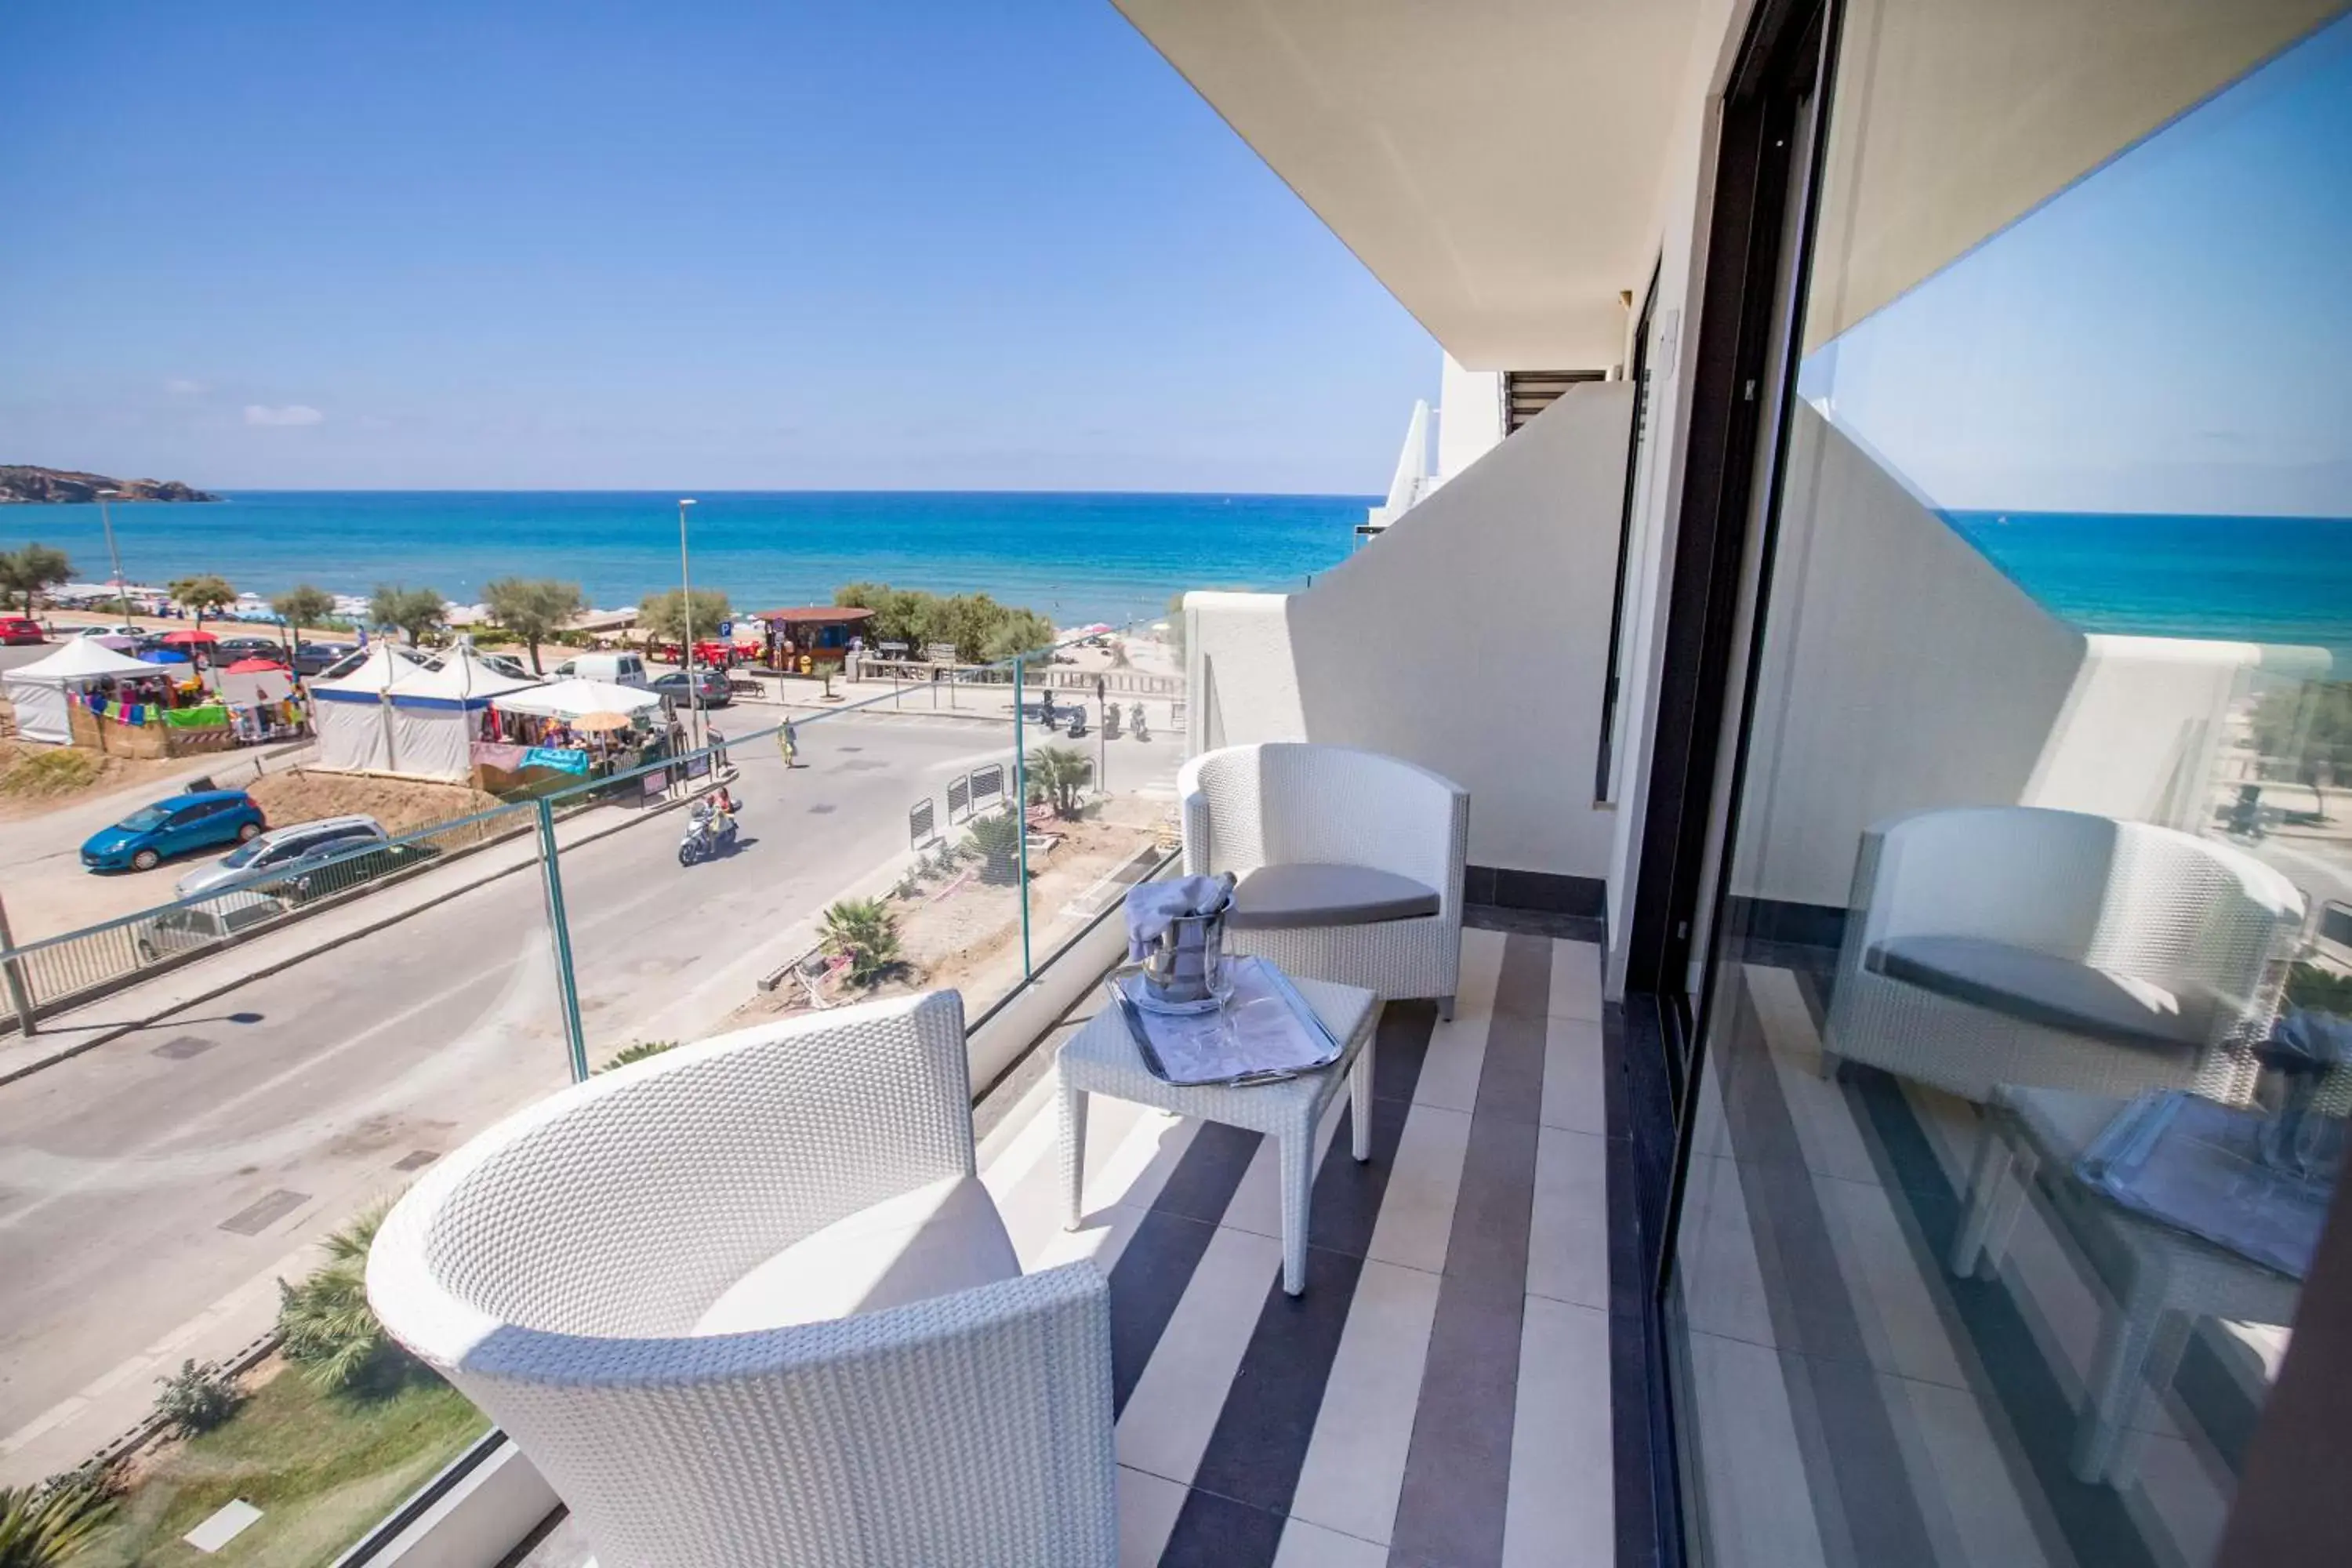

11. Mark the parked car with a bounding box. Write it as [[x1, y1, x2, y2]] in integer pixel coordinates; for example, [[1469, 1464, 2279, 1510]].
[[75, 622, 143, 640], [0, 617, 45, 645], [82, 790, 267, 873], [136, 889, 289, 960], [214, 636, 287, 664], [477, 651, 533, 681], [649, 669, 732, 709], [291, 641, 360, 676], [175, 815, 391, 900], [551, 651, 652, 689]]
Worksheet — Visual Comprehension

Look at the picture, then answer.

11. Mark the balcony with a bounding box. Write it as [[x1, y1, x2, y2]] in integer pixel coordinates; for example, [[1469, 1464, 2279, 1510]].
[[459, 915, 1619, 1568]]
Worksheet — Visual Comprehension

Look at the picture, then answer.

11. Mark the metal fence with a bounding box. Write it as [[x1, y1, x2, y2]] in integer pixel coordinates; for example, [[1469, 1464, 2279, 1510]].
[[1, 621, 1174, 1045]]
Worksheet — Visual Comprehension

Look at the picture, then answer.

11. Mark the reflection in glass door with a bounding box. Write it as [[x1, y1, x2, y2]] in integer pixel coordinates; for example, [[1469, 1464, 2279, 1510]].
[[1662, 5, 2352, 1565]]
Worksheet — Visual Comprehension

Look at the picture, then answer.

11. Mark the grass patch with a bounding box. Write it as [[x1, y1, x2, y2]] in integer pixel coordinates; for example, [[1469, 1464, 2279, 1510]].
[[67, 1363, 486, 1568], [0, 746, 103, 798]]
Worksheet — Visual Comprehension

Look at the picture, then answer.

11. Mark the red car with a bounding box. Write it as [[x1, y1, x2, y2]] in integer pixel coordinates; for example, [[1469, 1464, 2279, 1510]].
[[0, 617, 45, 645]]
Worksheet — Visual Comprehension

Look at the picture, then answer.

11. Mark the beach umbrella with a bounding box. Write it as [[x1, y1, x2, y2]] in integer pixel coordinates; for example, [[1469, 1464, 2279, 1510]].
[[572, 711, 635, 733], [137, 648, 193, 664], [223, 656, 283, 673], [162, 628, 219, 646]]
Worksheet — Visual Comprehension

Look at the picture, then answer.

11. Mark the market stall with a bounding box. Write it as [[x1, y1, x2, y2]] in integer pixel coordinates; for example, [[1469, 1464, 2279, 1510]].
[[474, 677, 664, 794], [3, 639, 161, 744]]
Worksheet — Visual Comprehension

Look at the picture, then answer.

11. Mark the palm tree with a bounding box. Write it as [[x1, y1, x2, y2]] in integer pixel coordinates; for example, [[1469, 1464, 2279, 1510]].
[[820, 898, 904, 987], [1026, 744, 1093, 818], [276, 1200, 407, 1393], [168, 573, 237, 630], [272, 583, 336, 648], [485, 577, 587, 673], [0, 1474, 115, 1567]]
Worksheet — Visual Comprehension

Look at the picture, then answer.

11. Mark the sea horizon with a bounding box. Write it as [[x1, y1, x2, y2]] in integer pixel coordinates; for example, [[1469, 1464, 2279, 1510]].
[[3, 488, 1379, 630]]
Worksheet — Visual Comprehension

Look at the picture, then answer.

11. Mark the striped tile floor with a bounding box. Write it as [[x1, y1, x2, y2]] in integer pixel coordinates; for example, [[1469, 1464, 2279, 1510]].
[[978, 924, 1617, 1567], [513, 924, 1617, 1568]]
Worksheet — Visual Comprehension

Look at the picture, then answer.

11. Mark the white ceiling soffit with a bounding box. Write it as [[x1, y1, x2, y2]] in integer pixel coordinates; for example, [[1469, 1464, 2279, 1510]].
[[1808, 0, 2350, 351], [1113, 0, 1702, 372]]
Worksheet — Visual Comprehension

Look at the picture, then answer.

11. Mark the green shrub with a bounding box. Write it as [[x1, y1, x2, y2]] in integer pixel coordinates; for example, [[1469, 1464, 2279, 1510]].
[[153, 1358, 240, 1436], [599, 1039, 680, 1073], [0, 1472, 115, 1568], [276, 1201, 408, 1394], [821, 898, 905, 987], [1027, 745, 1092, 818], [963, 811, 1024, 884]]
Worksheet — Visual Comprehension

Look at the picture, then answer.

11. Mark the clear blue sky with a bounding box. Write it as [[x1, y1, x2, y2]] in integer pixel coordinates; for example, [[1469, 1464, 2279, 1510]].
[[0, 2, 1436, 493], [1802, 11, 2352, 518]]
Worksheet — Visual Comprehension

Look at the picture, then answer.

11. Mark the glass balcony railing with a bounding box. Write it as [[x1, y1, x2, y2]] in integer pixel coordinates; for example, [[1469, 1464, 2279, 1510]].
[[0, 622, 1184, 1565]]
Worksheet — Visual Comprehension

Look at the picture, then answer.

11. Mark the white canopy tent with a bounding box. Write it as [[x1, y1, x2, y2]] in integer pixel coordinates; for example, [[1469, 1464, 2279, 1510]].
[[2, 640, 161, 744], [490, 678, 662, 721], [307, 645, 444, 778], [372, 649, 544, 782]]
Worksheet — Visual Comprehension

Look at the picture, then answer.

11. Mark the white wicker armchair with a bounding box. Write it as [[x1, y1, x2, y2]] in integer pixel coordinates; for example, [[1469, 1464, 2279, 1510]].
[[1180, 742, 1468, 1014], [1823, 807, 2306, 1105], [366, 992, 1116, 1568]]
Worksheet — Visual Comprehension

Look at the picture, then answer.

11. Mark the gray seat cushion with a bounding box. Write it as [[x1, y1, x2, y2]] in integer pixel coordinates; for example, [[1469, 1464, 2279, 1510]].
[[1867, 935, 2213, 1054], [1228, 862, 1441, 931]]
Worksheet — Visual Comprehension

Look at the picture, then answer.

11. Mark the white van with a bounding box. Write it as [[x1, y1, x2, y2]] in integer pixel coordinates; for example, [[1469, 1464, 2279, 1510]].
[[550, 652, 651, 689]]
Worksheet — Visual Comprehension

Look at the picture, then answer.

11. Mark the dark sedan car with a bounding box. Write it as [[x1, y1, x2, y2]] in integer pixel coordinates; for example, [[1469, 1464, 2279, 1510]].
[[215, 635, 289, 664], [649, 669, 732, 709], [291, 641, 359, 676]]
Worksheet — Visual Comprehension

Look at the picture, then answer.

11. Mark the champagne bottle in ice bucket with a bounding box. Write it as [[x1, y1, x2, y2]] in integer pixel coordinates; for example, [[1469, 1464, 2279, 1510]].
[[1139, 873, 1237, 1007]]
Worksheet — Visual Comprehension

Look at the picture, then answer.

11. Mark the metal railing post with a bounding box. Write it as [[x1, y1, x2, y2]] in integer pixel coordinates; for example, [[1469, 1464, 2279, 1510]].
[[535, 797, 590, 1082], [1013, 655, 1032, 978], [0, 891, 38, 1036]]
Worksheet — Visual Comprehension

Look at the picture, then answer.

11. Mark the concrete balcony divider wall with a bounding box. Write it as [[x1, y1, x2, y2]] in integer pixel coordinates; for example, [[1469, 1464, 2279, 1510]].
[[1186, 381, 1635, 884], [1728, 403, 2326, 917]]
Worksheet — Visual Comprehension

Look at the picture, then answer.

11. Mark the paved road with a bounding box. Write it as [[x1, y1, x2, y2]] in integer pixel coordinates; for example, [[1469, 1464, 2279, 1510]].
[[0, 711, 1016, 1480]]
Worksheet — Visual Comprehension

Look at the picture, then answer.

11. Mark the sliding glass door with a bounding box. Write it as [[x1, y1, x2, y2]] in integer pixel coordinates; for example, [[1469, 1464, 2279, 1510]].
[[1661, 3, 2352, 1563]]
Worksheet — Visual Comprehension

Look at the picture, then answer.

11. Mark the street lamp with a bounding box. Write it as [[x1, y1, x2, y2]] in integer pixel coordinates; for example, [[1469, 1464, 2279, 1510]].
[[676, 498, 702, 755], [95, 489, 128, 619]]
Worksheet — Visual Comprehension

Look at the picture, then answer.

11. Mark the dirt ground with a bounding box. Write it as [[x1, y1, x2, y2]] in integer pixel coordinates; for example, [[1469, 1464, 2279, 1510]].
[[246, 771, 506, 840], [0, 739, 212, 821], [724, 793, 1170, 1028]]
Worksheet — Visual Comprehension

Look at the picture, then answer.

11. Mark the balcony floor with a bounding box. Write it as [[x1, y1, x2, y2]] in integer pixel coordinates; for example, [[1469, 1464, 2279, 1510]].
[[514, 923, 1617, 1568]]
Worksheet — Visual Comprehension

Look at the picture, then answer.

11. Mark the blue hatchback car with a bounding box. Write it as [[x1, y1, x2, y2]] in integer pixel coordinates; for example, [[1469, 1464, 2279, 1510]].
[[82, 789, 267, 873]]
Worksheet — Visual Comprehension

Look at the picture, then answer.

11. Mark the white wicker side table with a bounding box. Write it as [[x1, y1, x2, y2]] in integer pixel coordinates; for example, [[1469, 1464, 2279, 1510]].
[[1058, 975, 1381, 1296]]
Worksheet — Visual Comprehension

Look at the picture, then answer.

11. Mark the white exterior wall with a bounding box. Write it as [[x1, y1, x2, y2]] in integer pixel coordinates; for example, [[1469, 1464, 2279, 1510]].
[[1436, 353, 1504, 482], [1189, 382, 1635, 879]]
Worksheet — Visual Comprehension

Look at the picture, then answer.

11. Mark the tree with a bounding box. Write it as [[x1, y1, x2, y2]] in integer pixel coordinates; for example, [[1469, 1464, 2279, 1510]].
[[981, 608, 1058, 667], [369, 584, 446, 645], [639, 587, 731, 646], [2252, 679, 2352, 820], [819, 898, 905, 987], [167, 573, 237, 630], [272, 583, 337, 645], [0, 544, 74, 613], [1027, 744, 1093, 818], [484, 577, 587, 673], [275, 1201, 407, 1393]]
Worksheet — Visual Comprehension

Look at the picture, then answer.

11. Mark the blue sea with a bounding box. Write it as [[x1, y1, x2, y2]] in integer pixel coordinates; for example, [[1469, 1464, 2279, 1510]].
[[3, 491, 1373, 630], [7, 495, 2350, 655], [1944, 511, 2352, 659]]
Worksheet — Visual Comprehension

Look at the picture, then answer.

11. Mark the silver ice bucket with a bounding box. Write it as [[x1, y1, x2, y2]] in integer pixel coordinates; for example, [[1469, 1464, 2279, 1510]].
[[1139, 884, 1235, 1006]]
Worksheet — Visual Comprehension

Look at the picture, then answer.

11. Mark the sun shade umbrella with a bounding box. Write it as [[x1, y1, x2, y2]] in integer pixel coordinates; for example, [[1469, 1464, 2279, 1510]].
[[161, 628, 218, 645], [223, 656, 283, 673], [572, 711, 635, 733]]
